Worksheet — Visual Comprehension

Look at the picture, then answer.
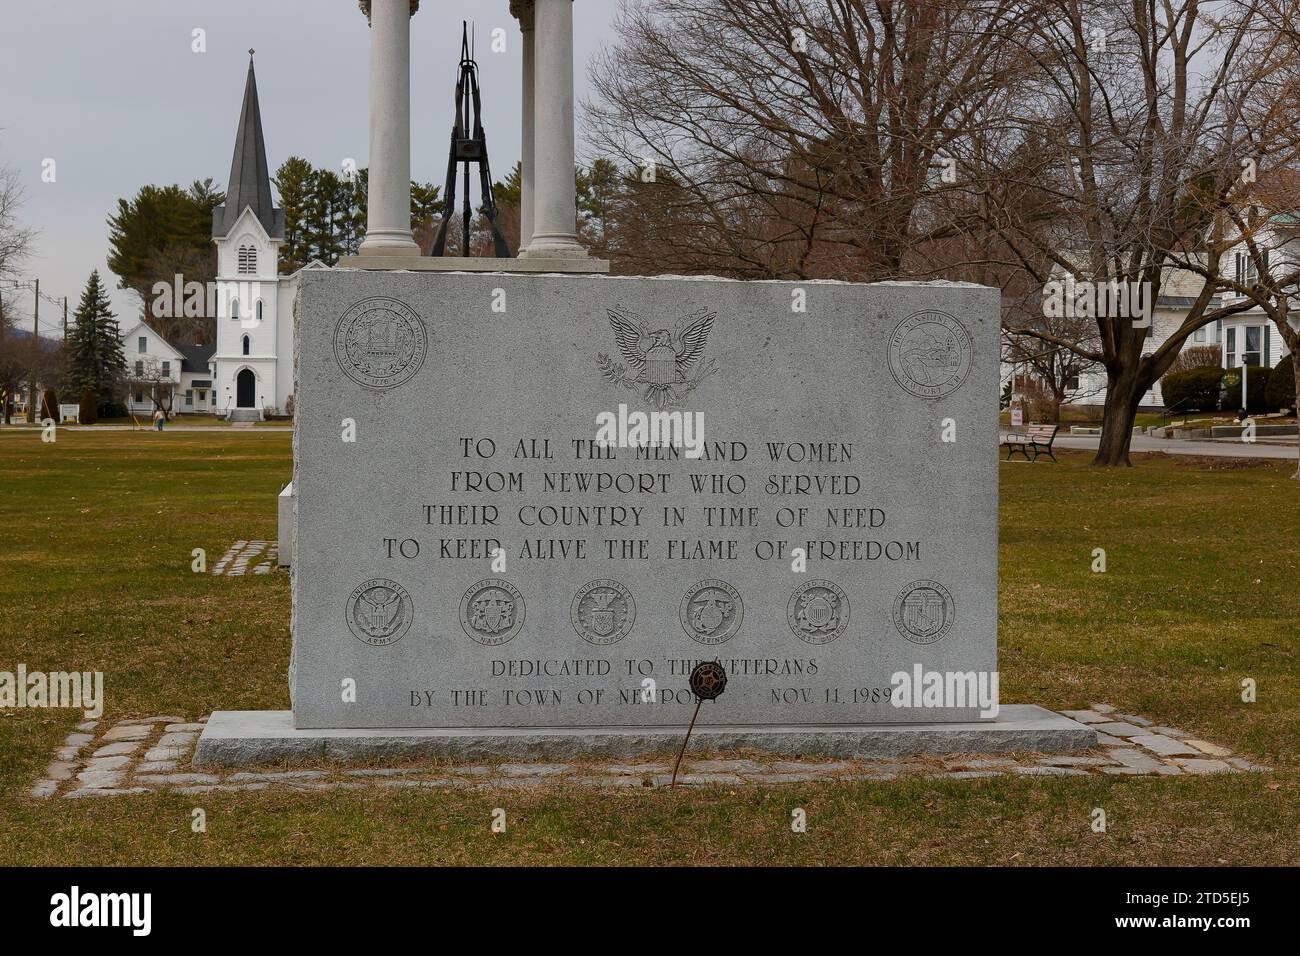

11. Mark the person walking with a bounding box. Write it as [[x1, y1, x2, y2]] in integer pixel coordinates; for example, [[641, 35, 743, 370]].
[[152, 408, 165, 432]]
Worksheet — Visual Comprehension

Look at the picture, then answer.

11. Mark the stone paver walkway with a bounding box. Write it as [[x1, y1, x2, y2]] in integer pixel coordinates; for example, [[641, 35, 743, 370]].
[[29, 704, 1269, 799], [211, 540, 279, 576]]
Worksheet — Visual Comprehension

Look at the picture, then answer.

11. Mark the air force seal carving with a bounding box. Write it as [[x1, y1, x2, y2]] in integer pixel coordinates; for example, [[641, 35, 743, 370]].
[[346, 578, 413, 647], [334, 296, 427, 390], [460, 578, 525, 646], [893, 580, 955, 645], [888, 310, 973, 399], [571, 579, 635, 646], [680, 579, 743, 645], [787, 580, 849, 645]]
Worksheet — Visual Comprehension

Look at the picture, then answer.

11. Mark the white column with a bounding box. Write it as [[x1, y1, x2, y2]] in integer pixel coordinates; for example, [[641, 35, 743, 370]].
[[521, 0, 586, 259], [358, 0, 420, 257], [519, 6, 536, 253]]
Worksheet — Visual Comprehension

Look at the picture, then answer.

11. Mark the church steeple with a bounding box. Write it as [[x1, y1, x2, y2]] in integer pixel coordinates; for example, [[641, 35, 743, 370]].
[[213, 51, 283, 239]]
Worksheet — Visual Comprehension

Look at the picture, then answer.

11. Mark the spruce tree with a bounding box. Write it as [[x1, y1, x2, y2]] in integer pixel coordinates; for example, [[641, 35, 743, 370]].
[[65, 270, 125, 413]]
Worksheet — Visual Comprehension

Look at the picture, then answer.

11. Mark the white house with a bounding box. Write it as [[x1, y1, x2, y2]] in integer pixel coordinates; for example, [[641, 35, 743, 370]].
[[121, 321, 215, 417]]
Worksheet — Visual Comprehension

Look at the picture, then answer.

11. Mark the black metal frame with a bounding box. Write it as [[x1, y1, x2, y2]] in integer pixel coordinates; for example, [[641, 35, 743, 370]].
[[431, 22, 511, 258]]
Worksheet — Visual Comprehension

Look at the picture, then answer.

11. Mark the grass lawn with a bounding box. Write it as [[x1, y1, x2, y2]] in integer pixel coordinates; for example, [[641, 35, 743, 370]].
[[0, 430, 1296, 865]]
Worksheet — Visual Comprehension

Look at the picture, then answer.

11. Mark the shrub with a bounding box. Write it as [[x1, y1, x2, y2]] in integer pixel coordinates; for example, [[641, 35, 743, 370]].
[[1168, 344, 1222, 374], [1218, 365, 1272, 413], [1266, 354, 1296, 411], [1160, 366, 1224, 412]]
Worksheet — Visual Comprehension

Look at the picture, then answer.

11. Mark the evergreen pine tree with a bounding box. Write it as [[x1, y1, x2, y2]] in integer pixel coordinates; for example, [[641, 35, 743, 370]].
[[65, 271, 125, 413]]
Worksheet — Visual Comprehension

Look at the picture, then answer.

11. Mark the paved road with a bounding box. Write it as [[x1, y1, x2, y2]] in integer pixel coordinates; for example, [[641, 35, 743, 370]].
[[1018, 433, 1299, 460]]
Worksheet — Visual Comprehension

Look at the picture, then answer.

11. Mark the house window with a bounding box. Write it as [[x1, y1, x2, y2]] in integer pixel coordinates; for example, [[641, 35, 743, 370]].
[[1193, 327, 1206, 344], [238, 245, 257, 274], [134, 391, 144, 404], [1226, 327, 1236, 365], [138, 336, 147, 353], [242, 335, 251, 356], [162, 361, 170, 376], [1244, 327, 1263, 366], [135, 360, 144, 376], [185, 390, 193, 406], [1065, 375, 1080, 391]]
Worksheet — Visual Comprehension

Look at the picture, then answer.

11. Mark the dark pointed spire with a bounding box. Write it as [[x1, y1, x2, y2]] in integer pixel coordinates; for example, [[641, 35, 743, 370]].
[[213, 52, 283, 239]]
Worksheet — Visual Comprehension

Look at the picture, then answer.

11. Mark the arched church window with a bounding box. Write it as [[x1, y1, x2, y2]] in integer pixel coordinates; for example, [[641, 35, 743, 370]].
[[242, 335, 251, 356], [238, 245, 258, 275], [256, 300, 264, 322], [231, 299, 240, 321]]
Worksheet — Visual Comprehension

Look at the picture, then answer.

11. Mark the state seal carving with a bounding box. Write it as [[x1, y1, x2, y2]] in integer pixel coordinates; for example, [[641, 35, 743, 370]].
[[346, 578, 413, 647], [679, 579, 743, 645], [892, 580, 955, 645], [571, 579, 635, 646], [334, 296, 427, 390], [459, 578, 525, 646], [888, 310, 973, 399], [786, 580, 849, 645]]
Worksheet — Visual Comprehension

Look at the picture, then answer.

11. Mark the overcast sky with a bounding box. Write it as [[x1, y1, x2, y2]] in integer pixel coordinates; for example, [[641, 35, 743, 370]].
[[0, 0, 619, 335]]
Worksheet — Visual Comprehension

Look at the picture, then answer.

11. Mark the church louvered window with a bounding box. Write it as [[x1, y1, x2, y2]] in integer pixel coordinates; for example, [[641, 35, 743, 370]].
[[238, 244, 258, 275]]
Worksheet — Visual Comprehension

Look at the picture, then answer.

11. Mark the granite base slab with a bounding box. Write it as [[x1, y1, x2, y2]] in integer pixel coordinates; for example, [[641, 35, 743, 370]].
[[193, 705, 1096, 767], [335, 255, 610, 273]]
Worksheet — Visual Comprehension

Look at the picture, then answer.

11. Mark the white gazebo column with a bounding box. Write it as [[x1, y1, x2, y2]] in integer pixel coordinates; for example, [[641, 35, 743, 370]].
[[358, 0, 421, 257], [521, 0, 586, 259], [513, 1, 537, 253]]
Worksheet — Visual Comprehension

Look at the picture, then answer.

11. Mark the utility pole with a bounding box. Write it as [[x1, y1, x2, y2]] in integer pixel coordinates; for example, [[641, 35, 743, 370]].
[[27, 279, 38, 423], [63, 296, 68, 342], [0, 287, 8, 425]]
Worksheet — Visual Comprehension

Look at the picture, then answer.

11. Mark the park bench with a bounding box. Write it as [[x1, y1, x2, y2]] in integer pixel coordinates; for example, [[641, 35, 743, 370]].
[[1002, 423, 1060, 462]]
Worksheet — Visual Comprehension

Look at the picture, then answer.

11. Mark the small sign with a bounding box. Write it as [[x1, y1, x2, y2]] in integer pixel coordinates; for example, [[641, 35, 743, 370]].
[[1011, 407, 1023, 426]]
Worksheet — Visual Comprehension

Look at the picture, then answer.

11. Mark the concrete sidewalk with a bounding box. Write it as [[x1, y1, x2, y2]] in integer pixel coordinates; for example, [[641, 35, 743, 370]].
[[1012, 432, 1299, 460]]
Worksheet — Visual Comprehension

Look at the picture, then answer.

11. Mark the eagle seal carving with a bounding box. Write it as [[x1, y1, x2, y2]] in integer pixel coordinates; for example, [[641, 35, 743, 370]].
[[598, 306, 718, 408]]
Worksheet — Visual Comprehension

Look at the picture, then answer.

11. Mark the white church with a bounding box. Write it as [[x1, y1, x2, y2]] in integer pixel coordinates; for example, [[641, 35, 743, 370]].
[[125, 56, 323, 421]]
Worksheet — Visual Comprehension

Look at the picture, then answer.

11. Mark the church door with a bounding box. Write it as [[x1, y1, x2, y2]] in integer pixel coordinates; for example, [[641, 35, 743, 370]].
[[236, 369, 256, 408]]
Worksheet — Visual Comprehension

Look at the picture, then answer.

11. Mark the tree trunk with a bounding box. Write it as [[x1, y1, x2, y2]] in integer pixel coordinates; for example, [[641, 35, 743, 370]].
[[1093, 369, 1146, 467], [1292, 356, 1300, 481]]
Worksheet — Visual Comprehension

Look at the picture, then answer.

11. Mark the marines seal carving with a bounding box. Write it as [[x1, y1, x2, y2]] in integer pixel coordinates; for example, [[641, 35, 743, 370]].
[[786, 580, 849, 645], [571, 579, 635, 646], [459, 578, 525, 646], [888, 310, 973, 399], [679, 579, 743, 645], [892, 580, 955, 645], [346, 578, 413, 647], [334, 296, 427, 390]]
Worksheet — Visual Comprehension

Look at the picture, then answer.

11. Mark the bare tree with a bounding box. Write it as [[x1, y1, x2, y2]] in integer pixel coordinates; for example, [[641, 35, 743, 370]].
[[984, 0, 1300, 466], [126, 357, 177, 420], [587, 0, 1045, 279]]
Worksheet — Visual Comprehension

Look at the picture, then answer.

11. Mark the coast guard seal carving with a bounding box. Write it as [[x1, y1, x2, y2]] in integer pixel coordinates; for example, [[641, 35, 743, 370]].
[[892, 580, 955, 645], [334, 296, 427, 390], [571, 579, 635, 646], [598, 306, 719, 408], [459, 578, 525, 646], [786, 580, 849, 645], [346, 578, 413, 647], [888, 310, 972, 399], [679, 579, 743, 645]]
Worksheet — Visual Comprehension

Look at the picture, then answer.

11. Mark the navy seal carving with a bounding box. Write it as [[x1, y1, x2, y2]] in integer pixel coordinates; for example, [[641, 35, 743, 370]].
[[598, 306, 718, 408], [459, 578, 525, 646], [892, 580, 955, 645], [346, 578, 413, 647], [571, 579, 635, 646], [888, 310, 972, 399], [334, 296, 427, 390], [786, 580, 849, 645], [679, 579, 743, 645]]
